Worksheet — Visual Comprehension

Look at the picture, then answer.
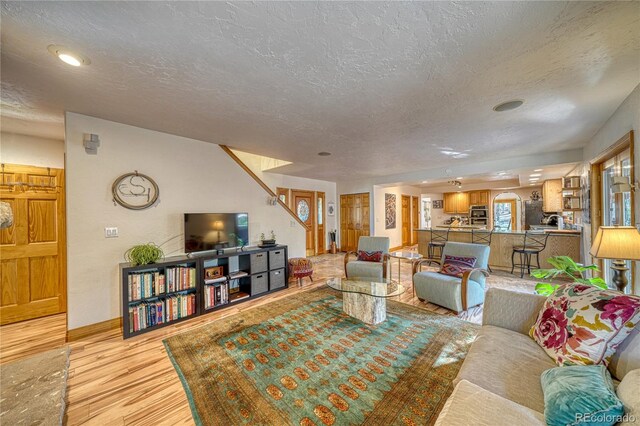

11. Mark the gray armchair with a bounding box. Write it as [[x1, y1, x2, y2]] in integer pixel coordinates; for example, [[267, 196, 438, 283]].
[[412, 242, 490, 313], [344, 236, 390, 281]]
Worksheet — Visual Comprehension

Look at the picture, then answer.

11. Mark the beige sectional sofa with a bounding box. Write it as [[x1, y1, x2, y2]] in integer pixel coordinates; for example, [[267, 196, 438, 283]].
[[435, 288, 640, 426]]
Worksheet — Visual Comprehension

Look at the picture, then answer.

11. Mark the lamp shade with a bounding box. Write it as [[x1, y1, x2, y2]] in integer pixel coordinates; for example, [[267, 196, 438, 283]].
[[590, 226, 640, 260]]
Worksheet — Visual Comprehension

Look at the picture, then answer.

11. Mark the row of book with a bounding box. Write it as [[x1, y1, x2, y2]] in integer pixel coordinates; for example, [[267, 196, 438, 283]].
[[128, 293, 196, 333], [128, 271, 165, 301], [127, 266, 196, 302], [166, 266, 197, 293], [205, 283, 229, 310]]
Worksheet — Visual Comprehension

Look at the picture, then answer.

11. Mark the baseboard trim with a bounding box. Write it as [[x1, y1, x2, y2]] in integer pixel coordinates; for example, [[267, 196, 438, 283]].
[[67, 317, 122, 342]]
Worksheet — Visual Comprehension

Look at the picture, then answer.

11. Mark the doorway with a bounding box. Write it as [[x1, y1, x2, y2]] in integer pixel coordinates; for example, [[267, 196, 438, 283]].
[[291, 190, 316, 257], [493, 199, 517, 231], [401, 195, 411, 247], [0, 164, 67, 325], [411, 196, 419, 245], [600, 147, 633, 286]]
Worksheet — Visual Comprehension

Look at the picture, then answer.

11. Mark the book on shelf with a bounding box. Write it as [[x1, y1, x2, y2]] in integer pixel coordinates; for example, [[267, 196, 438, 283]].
[[204, 276, 227, 285], [128, 271, 165, 302], [165, 266, 197, 293], [205, 282, 229, 309], [128, 292, 196, 334], [229, 292, 250, 303], [229, 271, 248, 279]]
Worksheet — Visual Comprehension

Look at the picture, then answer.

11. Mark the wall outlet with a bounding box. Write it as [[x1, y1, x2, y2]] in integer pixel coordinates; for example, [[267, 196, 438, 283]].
[[105, 227, 118, 238]]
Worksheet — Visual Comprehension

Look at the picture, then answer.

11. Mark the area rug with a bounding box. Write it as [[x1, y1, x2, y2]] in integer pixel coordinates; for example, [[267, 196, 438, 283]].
[[0, 346, 70, 426], [164, 287, 478, 425]]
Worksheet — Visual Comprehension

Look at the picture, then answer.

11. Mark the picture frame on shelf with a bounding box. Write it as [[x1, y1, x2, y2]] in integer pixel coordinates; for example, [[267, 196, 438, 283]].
[[204, 266, 224, 280]]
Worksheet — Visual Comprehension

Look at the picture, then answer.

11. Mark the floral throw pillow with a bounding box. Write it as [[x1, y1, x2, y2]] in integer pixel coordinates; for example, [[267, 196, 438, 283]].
[[530, 284, 640, 366], [357, 250, 382, 262], [440, 255, 477, 278]]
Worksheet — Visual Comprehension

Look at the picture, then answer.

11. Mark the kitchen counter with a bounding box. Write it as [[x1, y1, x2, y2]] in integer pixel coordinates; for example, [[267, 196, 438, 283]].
[[419, 228, 581, 235], [417, 228, 582, 269]]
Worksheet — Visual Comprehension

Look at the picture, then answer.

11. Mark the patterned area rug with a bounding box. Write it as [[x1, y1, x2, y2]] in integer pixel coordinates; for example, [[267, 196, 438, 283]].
[[0, 346, 70, 425], [164, 288, 478, 426]]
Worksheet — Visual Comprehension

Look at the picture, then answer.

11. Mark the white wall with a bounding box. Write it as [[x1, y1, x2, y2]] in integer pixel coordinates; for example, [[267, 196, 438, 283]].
[[373, 184, 421, 248], [0, 132, 65, 168], [65, 113, 305, 329], [582, 84, 640, 291], [233, 150, 337, 250]]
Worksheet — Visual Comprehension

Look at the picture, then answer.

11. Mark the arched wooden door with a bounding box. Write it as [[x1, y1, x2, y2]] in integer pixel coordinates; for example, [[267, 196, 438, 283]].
[[291, 190, 315, 256]]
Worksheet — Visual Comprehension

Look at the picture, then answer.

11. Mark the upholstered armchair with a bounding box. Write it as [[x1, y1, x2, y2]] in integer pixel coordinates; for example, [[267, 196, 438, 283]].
[[412, 242, 490, 313], [344, 236, 390, 281]]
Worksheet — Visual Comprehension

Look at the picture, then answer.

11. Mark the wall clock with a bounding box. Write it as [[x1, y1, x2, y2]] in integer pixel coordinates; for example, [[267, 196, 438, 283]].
[[112, 171, 159, 210]]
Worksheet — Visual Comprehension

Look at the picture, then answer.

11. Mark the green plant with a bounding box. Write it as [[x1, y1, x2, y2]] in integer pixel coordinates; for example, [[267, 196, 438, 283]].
[[270, 230, 276, 240], [260, 232, 266, 241], [531, 256, 607, 296], [125, 243, 164, 266]]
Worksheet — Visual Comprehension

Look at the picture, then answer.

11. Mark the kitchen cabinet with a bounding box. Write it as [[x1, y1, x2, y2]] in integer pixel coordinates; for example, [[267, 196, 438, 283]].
[[542, 179, 563, 212], [443, 192, 470, 214], [469, 190, 490, 206]]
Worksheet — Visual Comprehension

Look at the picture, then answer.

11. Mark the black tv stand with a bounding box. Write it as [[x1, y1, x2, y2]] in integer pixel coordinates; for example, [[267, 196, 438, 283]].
[[121, 245, 288, 338]]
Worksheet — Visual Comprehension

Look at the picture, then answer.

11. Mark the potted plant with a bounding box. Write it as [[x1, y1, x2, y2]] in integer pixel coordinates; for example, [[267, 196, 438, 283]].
[[125, 243, 164, 266], [532, 256, 608, 296], [259, 231, 276, 247]]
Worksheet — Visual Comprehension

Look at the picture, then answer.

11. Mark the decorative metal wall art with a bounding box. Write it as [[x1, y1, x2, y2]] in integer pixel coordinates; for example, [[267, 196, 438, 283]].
[[112, 171, 159, 210]]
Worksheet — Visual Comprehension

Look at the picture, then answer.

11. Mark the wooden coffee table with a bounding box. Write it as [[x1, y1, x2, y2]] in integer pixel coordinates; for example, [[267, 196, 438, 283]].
[[326, 277, 405, 325]]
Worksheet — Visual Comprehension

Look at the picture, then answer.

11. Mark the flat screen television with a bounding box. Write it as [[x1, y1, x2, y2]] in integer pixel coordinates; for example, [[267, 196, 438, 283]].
[[184, 213, 249, 253]]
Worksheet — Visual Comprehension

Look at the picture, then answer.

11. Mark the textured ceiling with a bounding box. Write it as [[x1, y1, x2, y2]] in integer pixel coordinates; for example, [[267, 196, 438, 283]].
[[1, 2, 639, 180]]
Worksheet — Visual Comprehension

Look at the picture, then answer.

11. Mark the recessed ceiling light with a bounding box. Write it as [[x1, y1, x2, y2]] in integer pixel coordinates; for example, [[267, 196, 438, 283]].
[[493, 100, 524, 112], [317, 152, 331, 156], [530, 173, 542, 177], [534, 169, 543, 172], [497, 172, 506, 176], [47, 45, 91, 66], [529, 178, 540, 181], [456, 177, 463, 180], [530, 183, 536, 186], [421, 180, 428, 184]]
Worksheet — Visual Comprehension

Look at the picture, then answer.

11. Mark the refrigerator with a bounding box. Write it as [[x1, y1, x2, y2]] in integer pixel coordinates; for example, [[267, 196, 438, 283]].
[[524, 200, 544, 230]]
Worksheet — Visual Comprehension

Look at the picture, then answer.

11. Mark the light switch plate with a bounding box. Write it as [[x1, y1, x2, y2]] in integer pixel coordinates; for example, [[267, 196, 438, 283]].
[[105, 227, 118, 238]]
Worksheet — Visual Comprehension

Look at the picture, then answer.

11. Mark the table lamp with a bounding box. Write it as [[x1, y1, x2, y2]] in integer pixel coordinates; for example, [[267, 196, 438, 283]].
[[589, 226, 640, 292]]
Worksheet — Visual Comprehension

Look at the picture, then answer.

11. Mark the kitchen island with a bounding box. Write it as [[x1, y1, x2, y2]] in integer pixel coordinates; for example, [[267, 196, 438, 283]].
[[417, 228, 582, 269]]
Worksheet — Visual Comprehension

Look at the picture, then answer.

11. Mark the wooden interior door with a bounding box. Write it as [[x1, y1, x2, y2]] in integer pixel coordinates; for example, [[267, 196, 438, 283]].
[[401, 195, 410, 247], [291, 190, 315, 256], [316, 192, 326, 254], [0, 164, 66, 325], [411, 196, 419, 245], [339, 193, 370, 252]]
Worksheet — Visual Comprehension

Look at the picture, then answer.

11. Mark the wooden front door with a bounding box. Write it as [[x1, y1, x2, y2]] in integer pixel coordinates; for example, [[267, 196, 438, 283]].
[[340, 193, 370, 252], [0, 164, 66, 325], [291, 190, 315, 256], [411, 196, 419, 245], [316, 192, 326, 254], [401, 195, 411, 247]]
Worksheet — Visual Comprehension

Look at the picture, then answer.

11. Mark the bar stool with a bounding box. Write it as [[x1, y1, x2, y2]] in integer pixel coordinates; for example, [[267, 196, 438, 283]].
[[472, 229, 493, 273], [511, 231, 550, 278], [428, 228, 450, 260]]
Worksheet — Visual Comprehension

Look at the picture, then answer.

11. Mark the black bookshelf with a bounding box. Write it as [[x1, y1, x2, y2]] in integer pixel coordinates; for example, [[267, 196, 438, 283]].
[[121, 245, 288, 338]]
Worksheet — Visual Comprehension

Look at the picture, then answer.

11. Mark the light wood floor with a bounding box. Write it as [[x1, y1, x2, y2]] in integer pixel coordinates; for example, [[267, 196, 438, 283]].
[[0, 251, 535, 425]]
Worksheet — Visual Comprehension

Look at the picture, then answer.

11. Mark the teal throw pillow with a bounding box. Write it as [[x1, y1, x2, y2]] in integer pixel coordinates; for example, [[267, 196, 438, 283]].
[[541, 365, 624, 426]]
